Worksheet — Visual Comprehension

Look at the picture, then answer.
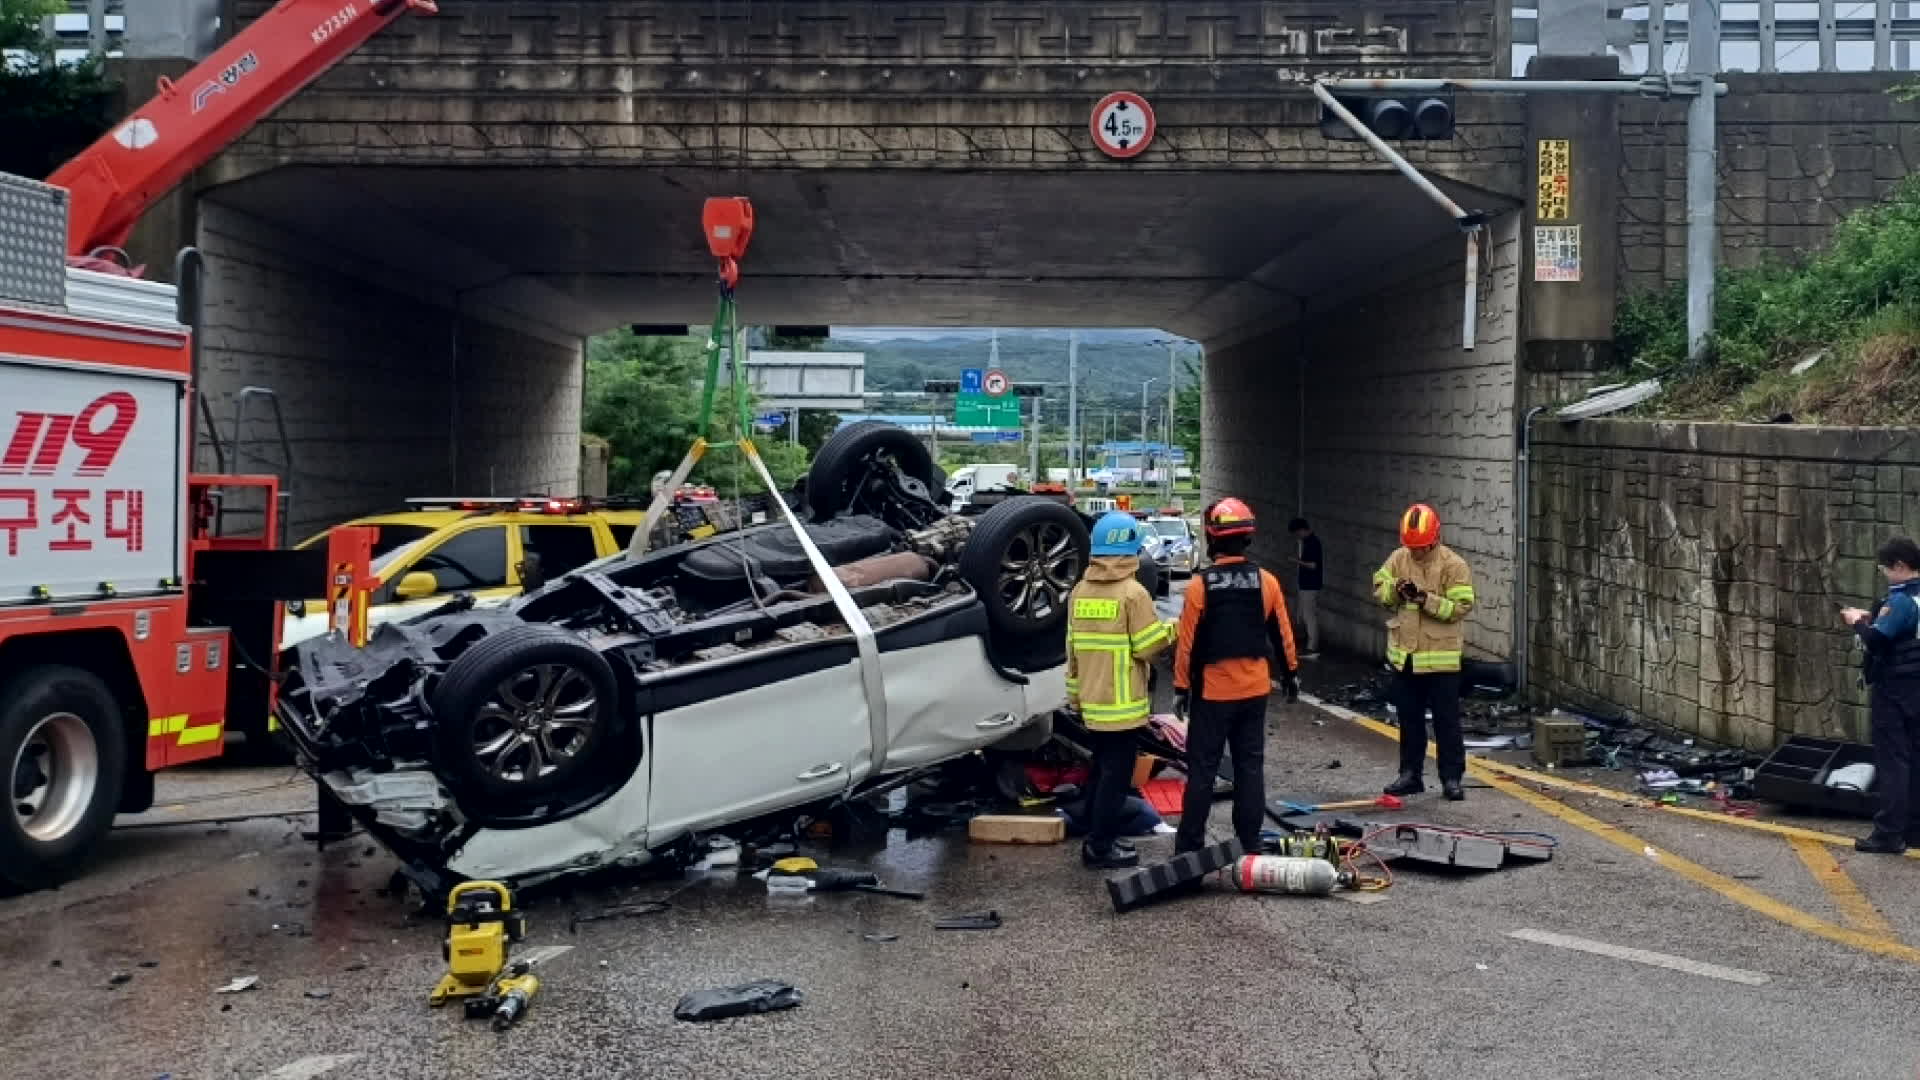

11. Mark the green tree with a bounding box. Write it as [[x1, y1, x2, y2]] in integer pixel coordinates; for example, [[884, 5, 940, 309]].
[[0, 1, 117, 181], [1, 0, 63, 53], [1173, 355, 1202, 472], [582, 329, 810, 496]]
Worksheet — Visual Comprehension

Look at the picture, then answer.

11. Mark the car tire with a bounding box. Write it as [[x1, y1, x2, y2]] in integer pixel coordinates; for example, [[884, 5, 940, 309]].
[[0, 666, 127, 892], [430, 625, 628, 809], [959, 497, 1090, 645], [806, 421, 939, 523]]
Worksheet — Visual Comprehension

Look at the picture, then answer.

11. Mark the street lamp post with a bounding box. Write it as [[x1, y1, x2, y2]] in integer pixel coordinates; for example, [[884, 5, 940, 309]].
[[1140, 378, 1158, 486]]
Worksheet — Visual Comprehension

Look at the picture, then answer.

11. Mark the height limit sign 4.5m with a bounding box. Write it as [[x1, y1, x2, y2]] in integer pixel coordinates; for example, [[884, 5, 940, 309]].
[[1091, 92, 1155, 159]]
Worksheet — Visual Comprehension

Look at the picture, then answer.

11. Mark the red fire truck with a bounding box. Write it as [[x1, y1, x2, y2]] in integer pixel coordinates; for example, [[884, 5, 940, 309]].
[[0, 0, 434, 890]]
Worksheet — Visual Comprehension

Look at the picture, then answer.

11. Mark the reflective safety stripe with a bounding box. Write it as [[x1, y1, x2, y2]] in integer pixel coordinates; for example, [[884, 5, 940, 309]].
[[1384, 646, 1463, 673], [1431, 596, 1457, 621], [1081, 698, 1152, 726], [1070, 631, 1130, 649], [1373, 569, 1398, 606], [177, 722, 223, 746], [147, 714, 187, 737], [1130, 619, 1173, 652], [1445, 584, 1476, 603]]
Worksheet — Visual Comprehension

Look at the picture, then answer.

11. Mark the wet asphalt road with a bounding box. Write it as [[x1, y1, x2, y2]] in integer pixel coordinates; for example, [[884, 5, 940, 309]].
[[10, 670, 1920, 1077]]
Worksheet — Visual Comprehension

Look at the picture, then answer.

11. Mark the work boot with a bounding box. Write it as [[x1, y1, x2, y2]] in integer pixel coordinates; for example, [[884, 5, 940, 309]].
[[1442, 779, 1465, 802], [1855, 833, 1909, 855], [1082, 841, 1140, 869], [1113, 837, 1137, 854], [1383, 772, 1425, 797]]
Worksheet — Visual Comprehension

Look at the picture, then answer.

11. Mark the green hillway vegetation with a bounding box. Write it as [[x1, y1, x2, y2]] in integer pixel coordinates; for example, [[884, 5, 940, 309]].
[[1615, 174, 1920, 427]]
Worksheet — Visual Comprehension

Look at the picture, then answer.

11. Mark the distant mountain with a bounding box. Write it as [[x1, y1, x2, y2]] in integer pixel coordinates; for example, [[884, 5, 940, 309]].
[[822, 328, 1200, 408]]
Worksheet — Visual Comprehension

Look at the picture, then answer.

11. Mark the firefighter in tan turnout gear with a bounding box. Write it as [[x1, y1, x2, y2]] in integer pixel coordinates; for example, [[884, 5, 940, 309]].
[[1374, 503, 1476, 802], [1066, 511, 1175, 869]]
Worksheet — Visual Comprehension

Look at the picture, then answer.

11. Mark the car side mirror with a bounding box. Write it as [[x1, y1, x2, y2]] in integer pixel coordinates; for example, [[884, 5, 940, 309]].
[[394, 571, 438, 601]]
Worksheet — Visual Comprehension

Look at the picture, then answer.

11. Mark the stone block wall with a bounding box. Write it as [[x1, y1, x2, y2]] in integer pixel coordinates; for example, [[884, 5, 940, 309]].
[[196, 203, 582, 539], [215, 0, 1521, 193], [1205, 211, 1523, 662], [1618, 73, 1920, 296], [1528, 419, 1920, 748]]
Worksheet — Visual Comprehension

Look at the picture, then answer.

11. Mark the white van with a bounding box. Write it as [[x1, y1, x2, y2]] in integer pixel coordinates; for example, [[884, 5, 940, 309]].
[[944, 463, 1023, 509]]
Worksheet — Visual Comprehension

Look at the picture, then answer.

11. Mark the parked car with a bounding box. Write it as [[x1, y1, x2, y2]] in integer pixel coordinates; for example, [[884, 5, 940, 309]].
[[283, 497, 649, 650], [276, 422, 1095, 890], [1141, 514, 1198, 575]]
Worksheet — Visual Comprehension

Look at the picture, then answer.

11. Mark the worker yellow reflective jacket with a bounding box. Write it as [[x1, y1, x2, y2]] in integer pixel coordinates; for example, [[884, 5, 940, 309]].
[[1066, 554, 1174, 730], [1371, 543, 1476, 674]]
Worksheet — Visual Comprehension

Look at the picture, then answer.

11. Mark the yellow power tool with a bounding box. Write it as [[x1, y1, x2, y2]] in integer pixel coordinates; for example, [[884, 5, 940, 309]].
[[429, 880, 526, 1006]]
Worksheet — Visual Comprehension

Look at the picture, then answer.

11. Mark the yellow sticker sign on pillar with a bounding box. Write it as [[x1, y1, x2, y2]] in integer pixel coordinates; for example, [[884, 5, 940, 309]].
[[1537, 139, 1572, 221]]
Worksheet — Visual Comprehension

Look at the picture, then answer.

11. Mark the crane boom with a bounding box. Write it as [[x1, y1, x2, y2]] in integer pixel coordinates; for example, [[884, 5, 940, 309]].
[[48, 0, 435, 265]]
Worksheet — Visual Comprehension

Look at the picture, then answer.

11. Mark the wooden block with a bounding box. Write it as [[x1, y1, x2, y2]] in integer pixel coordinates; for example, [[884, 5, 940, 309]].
[[968, 814, 1066, 845]]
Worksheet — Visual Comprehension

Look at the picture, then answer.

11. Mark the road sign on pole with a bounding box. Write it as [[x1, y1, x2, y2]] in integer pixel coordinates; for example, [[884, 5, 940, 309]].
[[1090, 91, 1156, 159], [983, 368, 1010, 397], [960, 368, 983, 394]]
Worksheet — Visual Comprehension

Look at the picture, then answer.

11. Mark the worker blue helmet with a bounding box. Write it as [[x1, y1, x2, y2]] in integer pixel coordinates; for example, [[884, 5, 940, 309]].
[[1089, 511, 1144, 556]]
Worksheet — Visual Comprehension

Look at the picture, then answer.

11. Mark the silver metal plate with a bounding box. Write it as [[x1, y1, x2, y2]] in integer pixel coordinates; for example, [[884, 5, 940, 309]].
[[0, 173, 70, 310]]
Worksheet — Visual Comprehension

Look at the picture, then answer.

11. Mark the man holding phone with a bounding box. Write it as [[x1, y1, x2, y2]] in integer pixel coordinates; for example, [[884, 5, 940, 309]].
[[1840, 536, 1920, 854], [1371, 503, 1476, 801]]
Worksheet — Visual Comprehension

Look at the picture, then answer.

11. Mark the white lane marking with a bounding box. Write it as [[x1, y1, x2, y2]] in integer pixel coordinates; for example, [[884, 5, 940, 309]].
[[257, 1054, 360, 1080], [1336, 890, 1390, 905], [1507, 929, 1772, 986]]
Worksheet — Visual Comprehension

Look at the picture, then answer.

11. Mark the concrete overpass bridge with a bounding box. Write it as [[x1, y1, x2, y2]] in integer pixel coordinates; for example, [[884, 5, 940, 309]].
[[117, 0, 1920, 666]]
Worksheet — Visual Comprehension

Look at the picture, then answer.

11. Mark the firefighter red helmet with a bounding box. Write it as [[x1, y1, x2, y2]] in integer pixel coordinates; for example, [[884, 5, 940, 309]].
[[1205, 497, 1257, 539], [1400, 503, 1442, 548]]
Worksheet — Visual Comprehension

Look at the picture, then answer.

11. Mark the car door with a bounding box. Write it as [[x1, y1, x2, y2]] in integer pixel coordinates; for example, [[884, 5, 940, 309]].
[[645, 638, 872, 838], [516, 522, 603, 584], [871, 599, 1034, 770], [377, 523, 518, 622]]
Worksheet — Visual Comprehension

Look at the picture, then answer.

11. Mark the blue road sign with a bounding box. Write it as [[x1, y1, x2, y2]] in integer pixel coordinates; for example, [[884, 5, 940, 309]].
[[971, 430, 1022, 443], [959, 368, 983, 394], [756, 412, 786, 426]]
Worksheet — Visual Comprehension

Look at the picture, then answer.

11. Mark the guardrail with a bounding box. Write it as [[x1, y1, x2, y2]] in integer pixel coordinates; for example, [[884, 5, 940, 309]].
[[1514, 1, 1920, 73]]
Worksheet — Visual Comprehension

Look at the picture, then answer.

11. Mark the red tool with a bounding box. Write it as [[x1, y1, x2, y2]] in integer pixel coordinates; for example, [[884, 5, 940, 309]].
[[1276, 794, 1405, 814]]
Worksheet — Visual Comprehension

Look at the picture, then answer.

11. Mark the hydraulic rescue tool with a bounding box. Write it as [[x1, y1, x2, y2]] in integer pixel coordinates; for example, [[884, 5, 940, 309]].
[[430, 881, 526, 1006]]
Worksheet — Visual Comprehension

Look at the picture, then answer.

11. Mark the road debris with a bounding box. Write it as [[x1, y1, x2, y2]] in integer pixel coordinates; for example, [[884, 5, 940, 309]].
[[860, 932, 899, 943], [568, 901, 670, 933], [107, 971, 132, 986], [214, 976, 259, 994], [304, 988, 334, 1000], [934, 910, 1003, 931], [674, 979, 804, 1022]]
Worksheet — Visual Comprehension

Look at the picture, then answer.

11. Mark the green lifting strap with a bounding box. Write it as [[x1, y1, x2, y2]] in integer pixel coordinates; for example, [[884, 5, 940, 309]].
[[695, 292, 752, 450]]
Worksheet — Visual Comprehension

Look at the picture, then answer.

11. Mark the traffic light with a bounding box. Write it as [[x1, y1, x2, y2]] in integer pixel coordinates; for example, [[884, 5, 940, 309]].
[[1318, 92, 1454, 142]]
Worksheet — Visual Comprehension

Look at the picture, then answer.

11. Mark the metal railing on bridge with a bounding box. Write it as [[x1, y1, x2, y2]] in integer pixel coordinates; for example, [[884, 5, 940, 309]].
[[1515, 1, 1920, 73]]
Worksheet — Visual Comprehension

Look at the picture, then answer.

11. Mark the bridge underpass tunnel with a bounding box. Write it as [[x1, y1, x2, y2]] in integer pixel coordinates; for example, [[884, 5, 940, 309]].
[[194, 165, 1521, 660]]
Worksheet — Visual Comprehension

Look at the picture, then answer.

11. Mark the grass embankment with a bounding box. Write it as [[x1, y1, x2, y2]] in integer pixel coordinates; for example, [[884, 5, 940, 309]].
[[1615, 178, 1920, 425]]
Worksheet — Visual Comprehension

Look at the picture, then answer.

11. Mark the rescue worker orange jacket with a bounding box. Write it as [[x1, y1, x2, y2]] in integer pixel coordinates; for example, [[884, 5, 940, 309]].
[[1174, 556, 1297, 702]]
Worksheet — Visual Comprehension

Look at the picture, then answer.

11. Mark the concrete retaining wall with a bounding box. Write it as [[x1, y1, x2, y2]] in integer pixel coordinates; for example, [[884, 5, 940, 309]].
[[1204, 211, 1523, 663], [1527, 418, 1920, 748], [1618, 73, 1920, 296], [195, 203, 582, 539]]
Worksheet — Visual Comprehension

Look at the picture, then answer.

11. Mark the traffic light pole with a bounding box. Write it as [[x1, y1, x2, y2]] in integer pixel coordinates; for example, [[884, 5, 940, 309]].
[[1311, 73, 1727, 359]]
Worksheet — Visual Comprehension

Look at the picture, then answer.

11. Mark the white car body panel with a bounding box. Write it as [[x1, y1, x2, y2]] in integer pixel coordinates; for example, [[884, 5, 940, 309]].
[[646, 656, 873, 839], [441, 642, 1067, 884]]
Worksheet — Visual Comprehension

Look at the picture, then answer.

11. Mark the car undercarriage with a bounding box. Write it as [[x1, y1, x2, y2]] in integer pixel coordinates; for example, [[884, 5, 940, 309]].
[[274, 422, 1124, 890]]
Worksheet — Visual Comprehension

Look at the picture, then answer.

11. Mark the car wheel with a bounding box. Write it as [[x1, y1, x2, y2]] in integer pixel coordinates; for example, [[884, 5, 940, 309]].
[[958, 497, 1090, 644], [806, 421, 939, 523], [0, 666, 127, 891], [430, 626, 627, 808]]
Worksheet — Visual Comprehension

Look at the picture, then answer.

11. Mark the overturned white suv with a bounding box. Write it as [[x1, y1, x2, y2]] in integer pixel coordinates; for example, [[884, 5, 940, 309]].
[[276, 423, 1097, 889]]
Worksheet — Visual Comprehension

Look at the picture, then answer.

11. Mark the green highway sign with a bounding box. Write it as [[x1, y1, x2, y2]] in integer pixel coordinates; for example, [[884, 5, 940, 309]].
[[954, 393, 1023, 429]]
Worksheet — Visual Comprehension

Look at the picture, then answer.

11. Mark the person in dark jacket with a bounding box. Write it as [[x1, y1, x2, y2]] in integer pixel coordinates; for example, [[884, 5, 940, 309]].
[[1172, 497, 1297, 856], [1840, 536, 1920, 854]]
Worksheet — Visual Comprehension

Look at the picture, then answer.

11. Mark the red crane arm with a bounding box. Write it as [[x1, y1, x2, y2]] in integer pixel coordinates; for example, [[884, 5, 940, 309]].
[[48, 0, 435, 262]]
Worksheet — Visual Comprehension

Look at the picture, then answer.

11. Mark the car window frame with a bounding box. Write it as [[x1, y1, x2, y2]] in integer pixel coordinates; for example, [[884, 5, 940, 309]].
[[378, 523, 513, 602]]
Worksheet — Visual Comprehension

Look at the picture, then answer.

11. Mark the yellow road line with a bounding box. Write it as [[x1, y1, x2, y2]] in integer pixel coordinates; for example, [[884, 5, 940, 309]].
[[1304, 694, 1920, 862], [1303, 694, 1920, 967], [1787, 836, 1899, 938], [1478, 765, 1920, 966]]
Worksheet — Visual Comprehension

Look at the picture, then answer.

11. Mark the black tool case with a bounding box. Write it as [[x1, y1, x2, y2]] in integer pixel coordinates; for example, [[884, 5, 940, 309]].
[[1751, 736, 1877, 818]]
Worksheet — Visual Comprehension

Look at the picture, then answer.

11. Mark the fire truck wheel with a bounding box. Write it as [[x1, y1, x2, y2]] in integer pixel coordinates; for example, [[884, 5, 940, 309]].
[[0, 666, 128, 891], [430, 626, 628, 810]]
